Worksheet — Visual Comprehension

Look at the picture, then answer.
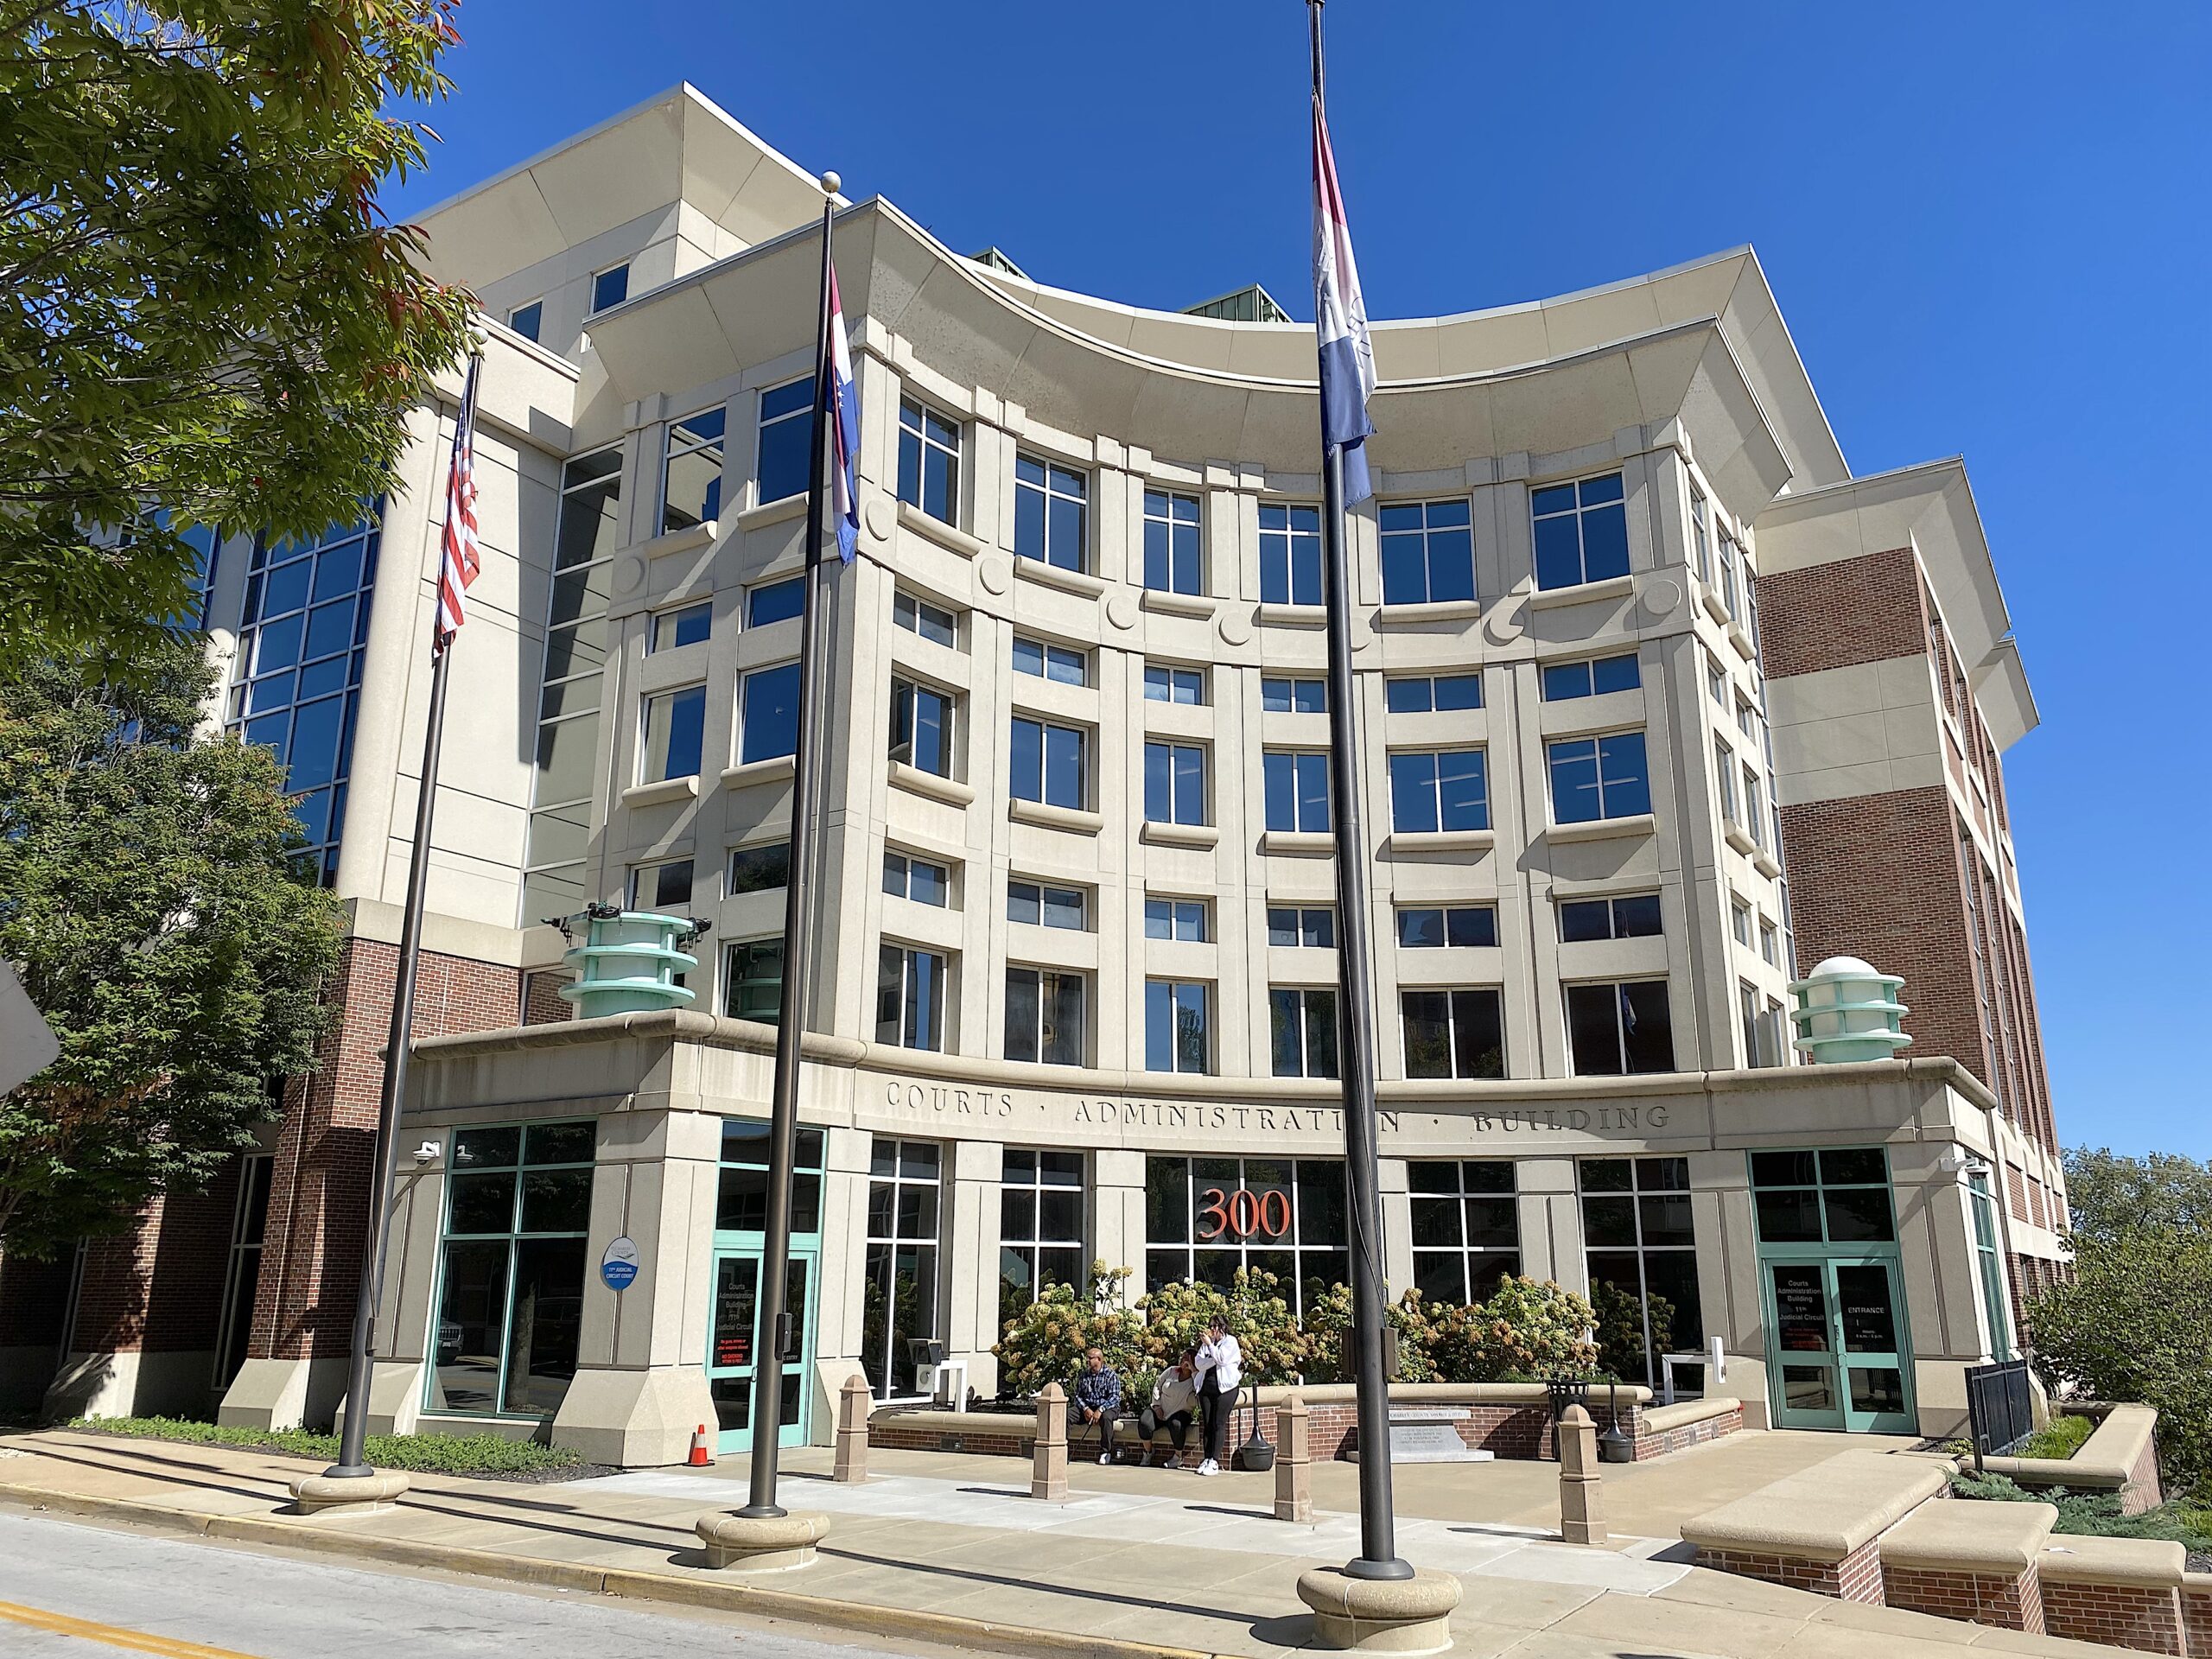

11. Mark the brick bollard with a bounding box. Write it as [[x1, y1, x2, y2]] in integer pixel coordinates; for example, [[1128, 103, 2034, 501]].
[[833, 1371, 870, 1483], [1274, 1394, 1313, 1523], [1558, 1403, 1606, 1546], [1032, 1382, 1069, 1500]]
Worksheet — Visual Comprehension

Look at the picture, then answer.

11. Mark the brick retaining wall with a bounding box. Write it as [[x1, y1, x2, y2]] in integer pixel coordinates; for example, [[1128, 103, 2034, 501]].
[[2039, 1580, 2185, 1655], [1694, 1541, 1885, 1604], [1882, 1563, 2044, 1634]]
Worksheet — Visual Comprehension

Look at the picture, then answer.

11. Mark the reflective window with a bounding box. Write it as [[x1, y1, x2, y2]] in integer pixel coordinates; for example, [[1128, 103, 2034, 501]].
[[1395, 906, 1498, 949], [747, 575, 806, 627], [1142, 490, 1202, 595], [226, 511, 379, 886], [1559, 893, 1662, 942], [876, 944, 949, 1052], [1144, 980, 1210, 1073], [1377, 499, 1473, 606], [640, 684, 705, 782], [861, 1139, 943, 1397], [739, 663, 801, 764], [1144, 898, 1208, 942], [628, 858, 692, 912], [1008, 880, 1086, 930], [1000, 1149, 1086, 1332], [722, 938, 784, 1023], [893, 590, 957, 647], [1384, 673, 1482, 713], [1409, 1160, 1519, 1306], [897, 399, 960, 524], [1389, 749, 1488, 833], [1567, 981, 1676, 1075], [1402, 988, 1504, 1078], [1548, 732, 1650, 823], [1260, 503, 1322, 607], [589, 263, 629, 315], [1014, 635, 1086, 683], [1580, 1155, 1701, 1387], [1263, 751, 1331, 833], [429, 1122, 594, 1418], [889, 677, 956, 777], [882, 849, 951, 907], [1268, 906, 1335, 948], [506, 300, 543, 342], [1144, 663, 1205, 704], [1144, 741, 1207, 826], [1014, 454, 1086, 570], [1262, 677, 1326, 714], [1010, 715, 1086, 809], [1006, 965, 1085, 1065], [1143, 1155, 1345, 1318], [728, 842, 790, 895], [757, 379, 813, 505], [1270, 986, 1338, 1078], [660, 407, 725, 532], [1541, 653, 1640, 701], [651, 602, 711, 652], [1532, 472, 1629, 590]]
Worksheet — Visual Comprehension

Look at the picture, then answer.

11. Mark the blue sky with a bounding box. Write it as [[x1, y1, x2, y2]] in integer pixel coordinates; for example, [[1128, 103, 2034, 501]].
[[391, 1, 2211, 1156]]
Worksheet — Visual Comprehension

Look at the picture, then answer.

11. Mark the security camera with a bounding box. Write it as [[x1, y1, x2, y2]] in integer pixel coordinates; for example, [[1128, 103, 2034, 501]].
[[413, 1141, 442, 1165]]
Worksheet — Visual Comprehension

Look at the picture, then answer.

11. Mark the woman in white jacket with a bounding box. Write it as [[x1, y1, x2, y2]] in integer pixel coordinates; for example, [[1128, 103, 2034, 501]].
[[1192, 1316, 1243, 1476]]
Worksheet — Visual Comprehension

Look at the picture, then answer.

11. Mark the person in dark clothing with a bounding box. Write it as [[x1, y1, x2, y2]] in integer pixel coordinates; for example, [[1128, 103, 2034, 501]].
[[1069, 1346, 1125, 1464]]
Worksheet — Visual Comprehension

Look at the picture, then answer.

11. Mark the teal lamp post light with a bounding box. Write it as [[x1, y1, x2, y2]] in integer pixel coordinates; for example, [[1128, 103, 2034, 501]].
[[557, 902, 709, 1019], [1789, 955, 1911, 1065]]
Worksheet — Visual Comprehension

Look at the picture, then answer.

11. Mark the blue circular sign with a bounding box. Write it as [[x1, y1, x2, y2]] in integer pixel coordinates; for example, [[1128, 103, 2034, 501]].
[[600, 1236, 639, 1291]]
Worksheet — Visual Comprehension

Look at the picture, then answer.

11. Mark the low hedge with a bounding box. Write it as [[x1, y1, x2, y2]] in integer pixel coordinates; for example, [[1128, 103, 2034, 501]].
[[69, 1415, 585, 1477], [1950, 1468, 2212, 1553]]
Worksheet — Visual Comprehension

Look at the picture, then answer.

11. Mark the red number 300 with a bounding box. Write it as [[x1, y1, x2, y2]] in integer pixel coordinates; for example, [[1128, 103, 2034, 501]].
[[1196, 1186, 1293, 1242]]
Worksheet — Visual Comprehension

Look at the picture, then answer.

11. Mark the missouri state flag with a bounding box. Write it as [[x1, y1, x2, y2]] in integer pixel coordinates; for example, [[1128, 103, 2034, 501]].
[[828, 266, 860, 562], [1311, 98, 1377, 505]]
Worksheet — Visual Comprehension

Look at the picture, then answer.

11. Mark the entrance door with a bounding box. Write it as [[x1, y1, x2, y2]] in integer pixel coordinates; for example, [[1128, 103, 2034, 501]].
[[705, 1247, 816, 1454], [1764, 1257, 1916, 1433]]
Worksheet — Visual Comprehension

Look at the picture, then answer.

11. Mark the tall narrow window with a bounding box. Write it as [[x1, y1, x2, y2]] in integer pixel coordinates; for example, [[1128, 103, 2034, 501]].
[[429, 1122, 595, 1417], [1005, 966, 1086, 1066], [756, 379, 813, 504], [1688, 487, 1712, 584], [861, 1140, 942, 1398], [739, 663, 801, 764], [1145, 980, 1211, 1074], [1142, 490, 1203, 594], [1010, 716, 1086, 810], [1263, 751, 1331, 832], [660, 408, 725, 532], [640, 685, 706, 783], [897, 399, 960, 524], [1000, 1149, 1085, 1332], [1144, 741, 1207, 826], [876, 944, 949, 1052], [1409, 1160, 1518, 1305], [1014, 455, 1086, 570], [1532, 472, 1630, 590], [213, 1154, 274, 1389], [889, 677, 956, 777], [723, 938, 784, 1022], [523, 454, 617, 924], [1378, 499, 1474, 605], [1270, 986, 1339, 1078], [1260, 503, 1323, 606], [1580, 1155, 1702, 1387]]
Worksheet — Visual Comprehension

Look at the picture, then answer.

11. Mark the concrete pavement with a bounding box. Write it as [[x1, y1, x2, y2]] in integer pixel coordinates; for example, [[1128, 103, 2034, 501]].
[[0, 1429, 2135, 1658]]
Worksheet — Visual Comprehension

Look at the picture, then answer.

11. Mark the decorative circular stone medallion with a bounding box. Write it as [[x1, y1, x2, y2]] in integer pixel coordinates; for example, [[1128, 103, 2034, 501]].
[[1105, 593, 1140, 632], [1217, 608, 1255, 647], [977, 555, 1012, 595], [863, 497, 895, 543], [613, 554, 645, 596], [1643, 577, 1682, 618], [1482, 604, 1524, 648]]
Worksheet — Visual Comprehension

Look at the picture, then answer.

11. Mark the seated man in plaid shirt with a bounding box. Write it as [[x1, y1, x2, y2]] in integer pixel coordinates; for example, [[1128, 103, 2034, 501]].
[[1069, 1347, 1126, 1464]]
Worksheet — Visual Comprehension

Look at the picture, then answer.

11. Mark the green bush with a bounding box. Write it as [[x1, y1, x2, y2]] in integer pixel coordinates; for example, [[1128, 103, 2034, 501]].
[[991, 1264, 1148, 1400], [1591, 1279, 1673, 1383], [1135, 1270, 1309, 1388], [70, 1415, 583, 1476], [2016, 1411, 2096, 1461], [1295, 1284, 1436, 1384], [2025, 1227, 2212, 1488], [1421, 1277, 1600, 1383], [1949, 1468, 2212, 1552]]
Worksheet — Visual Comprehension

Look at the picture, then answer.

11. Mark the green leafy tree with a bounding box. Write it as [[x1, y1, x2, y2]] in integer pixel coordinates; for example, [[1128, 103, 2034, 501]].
[[0, 0, 474, 673], [0, 640, 344, 1253], [2028, 1227, 2212, 1486], [2062, 1147, 2212, 1241]]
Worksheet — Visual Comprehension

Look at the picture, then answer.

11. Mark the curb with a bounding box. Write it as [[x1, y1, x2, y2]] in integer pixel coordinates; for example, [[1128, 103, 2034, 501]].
[[0, 1481, 1222, 1659]]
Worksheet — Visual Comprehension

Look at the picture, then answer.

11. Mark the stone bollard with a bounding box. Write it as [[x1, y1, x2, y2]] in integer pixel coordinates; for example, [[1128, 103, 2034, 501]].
[[833, 1371, 870, 1483], [1274, 1394, 1313, 1523], [1032, 1381, 1068, 1500], [1558, 1403, 1606, 1546]]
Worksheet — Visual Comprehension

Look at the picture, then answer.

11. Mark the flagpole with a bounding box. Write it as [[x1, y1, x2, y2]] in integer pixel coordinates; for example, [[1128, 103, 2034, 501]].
[[327, 343, 485, 1479], [1308, 0, 1409, 1583], [741, 171, 842, 1520]]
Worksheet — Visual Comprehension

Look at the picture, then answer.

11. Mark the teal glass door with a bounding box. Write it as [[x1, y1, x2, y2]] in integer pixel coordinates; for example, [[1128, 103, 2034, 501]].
[[705, 1246, 817, 1454], [1751, 1148, 1916, 1434]]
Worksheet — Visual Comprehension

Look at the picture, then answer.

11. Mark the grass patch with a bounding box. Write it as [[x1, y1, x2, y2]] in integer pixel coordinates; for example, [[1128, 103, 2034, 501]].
[[69, 1415, 584, 1478], [1950, 1468, 2212, 1552], [2015, 1411, 2096, 1460]]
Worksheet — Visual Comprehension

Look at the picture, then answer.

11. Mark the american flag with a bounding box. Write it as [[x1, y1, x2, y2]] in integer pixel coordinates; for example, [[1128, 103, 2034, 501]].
[[435, 350, 485, 649]]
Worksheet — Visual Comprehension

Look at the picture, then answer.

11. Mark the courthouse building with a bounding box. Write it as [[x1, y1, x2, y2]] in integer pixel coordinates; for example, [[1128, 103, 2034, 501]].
[[0, 86, 2069, 1459]]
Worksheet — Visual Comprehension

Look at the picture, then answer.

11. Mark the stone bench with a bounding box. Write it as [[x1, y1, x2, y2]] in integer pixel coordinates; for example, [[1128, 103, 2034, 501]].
[[1980, 1403, 2164, 1514], [2037, 1535, 2189, 1655], [1681, 1450, 1952, 1602], [1878, 1496, 2056, 1631]]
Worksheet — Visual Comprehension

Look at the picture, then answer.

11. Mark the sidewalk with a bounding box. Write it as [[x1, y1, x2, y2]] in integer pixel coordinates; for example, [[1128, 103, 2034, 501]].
[[0, 1430, 2130, 1658]]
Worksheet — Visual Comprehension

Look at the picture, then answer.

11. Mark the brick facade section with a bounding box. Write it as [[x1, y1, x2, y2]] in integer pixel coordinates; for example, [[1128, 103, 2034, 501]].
[[1777, 786, 1993, 1087], [523, 970, 573, 1026], [67, 1161, 241, 1357], [1694, 1541, 1885, 1604], [1882, 1563, 2044, 1634], [1755, 547, 1928, 681], [2183, 1584, 2212, 1656], [2038, 1580, 2185, 1655], [248, 938, 525, 1365]]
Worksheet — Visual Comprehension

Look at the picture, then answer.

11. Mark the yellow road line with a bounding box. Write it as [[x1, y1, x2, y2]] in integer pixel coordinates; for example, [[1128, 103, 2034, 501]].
[[0, 1599, 264, 1659]]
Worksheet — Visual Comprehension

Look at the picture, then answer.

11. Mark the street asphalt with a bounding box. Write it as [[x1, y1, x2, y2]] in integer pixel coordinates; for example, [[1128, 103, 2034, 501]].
[[0, 1510, 963, 1659]]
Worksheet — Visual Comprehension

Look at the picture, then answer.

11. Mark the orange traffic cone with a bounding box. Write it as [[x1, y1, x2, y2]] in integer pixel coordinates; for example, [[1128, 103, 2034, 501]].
[[689, 1424, 712, 1466]]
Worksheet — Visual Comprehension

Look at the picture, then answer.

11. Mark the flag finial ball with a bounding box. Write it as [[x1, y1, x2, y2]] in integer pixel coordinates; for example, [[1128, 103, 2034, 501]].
[[820, 171, 841, 196]]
